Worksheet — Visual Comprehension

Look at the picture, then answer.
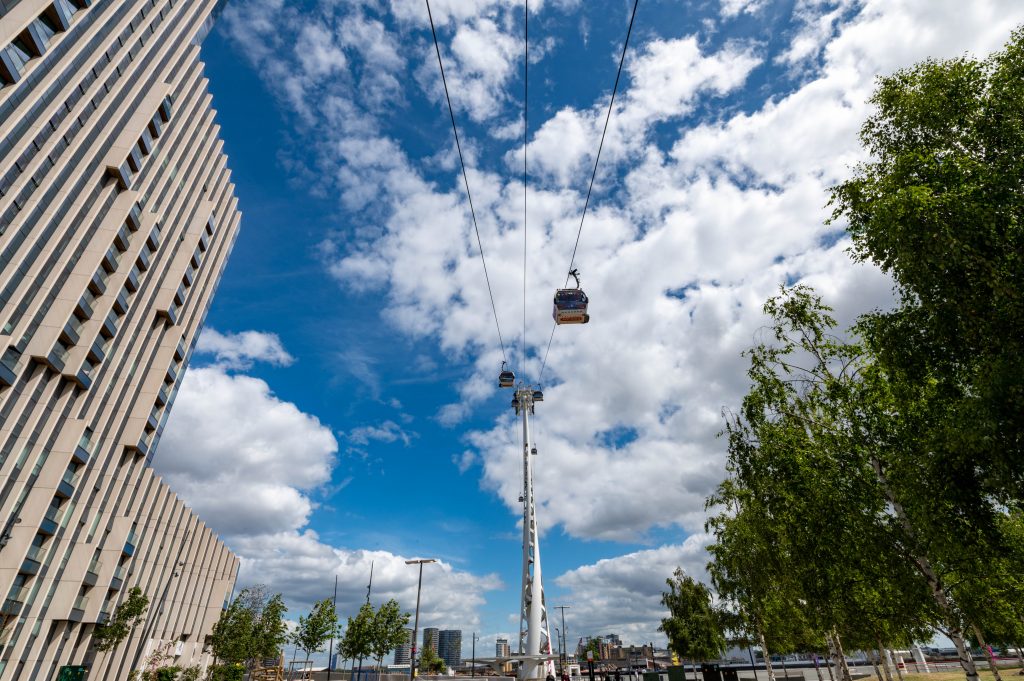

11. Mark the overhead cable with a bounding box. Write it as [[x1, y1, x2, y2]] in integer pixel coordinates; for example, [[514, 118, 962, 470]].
[[539, 0, 640, 383], [425, 0, 509, 365]]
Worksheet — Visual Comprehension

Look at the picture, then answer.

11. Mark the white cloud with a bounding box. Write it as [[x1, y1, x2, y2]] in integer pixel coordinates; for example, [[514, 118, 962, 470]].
[[157, 368, 335, 535], [196, 329, 295, 370], [212, 0, 1024, 643], [346, 420, 416, 446], [158, 365, 501, 627], [554, 537, 712, 646], [720, 0, 767, 18]]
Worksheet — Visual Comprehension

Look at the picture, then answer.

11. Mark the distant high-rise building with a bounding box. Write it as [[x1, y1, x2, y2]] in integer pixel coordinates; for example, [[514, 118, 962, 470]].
[[496, 637, 513, 674], [423, 627, 439, 654], [394, 628, 414, 665], [439, 629, 462, 668], [0, 0, 243, 678]]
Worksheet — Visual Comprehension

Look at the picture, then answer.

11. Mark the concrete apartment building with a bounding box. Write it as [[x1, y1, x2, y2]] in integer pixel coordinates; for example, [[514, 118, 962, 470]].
[[0, 0, 242, 677]]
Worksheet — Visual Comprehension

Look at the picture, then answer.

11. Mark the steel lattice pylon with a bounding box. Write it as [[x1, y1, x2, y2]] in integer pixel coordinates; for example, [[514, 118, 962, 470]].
[[515, 388, 556, 681]]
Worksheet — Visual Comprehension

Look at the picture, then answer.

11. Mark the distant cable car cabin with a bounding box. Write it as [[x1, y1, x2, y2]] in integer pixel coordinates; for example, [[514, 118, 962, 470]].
[[553, 268, 589, 324], [499, 361, 515, 388], [532, 388, 544, 402]]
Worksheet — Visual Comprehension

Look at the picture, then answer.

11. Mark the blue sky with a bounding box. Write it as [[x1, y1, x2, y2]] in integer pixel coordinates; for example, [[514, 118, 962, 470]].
[[154, 0, 1024, 662]]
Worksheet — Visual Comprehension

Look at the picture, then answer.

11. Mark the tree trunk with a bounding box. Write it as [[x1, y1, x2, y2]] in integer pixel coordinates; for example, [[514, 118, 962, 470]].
[[868, 455, 979, 681], [875, 637, 893, 681], [814, 654, 825, 681], [831, 631, 853, 681], [891, 650, 905, 681], [971, 624, 1003, 681], [758, 629, 777, 681], [870, 651, 884, 681], [1015, 647, 1024, 672], [823, 651, 835, 681]]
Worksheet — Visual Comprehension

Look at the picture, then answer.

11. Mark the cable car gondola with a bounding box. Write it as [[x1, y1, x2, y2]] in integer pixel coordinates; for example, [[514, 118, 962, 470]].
[[499, 361, 515, 388], [532, 388, 544, 402], [553, 268, 589, 325]]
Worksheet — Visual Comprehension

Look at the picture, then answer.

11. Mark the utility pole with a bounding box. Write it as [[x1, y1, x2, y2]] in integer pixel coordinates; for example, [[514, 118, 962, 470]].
[[472, 632, 478, 678], [406, 558, 437, 681], [355, 561, 374, 681], [516, 387, 552, 681], [327, 575, 338, 680], [555, 606, 571, 679]]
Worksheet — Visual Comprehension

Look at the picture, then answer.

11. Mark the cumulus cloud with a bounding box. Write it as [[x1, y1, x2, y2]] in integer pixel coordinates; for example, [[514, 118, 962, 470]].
[[554, 536, 712, 645], [158, 366, 498, 626], [212, 0, 1024, 645], [196, 328, 295, 370]]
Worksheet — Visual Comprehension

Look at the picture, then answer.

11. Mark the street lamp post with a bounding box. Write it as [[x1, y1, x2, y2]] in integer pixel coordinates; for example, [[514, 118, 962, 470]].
[[555, 606, 571, 679], [405, 558, 437, 681], [472, 632, 478, 678]]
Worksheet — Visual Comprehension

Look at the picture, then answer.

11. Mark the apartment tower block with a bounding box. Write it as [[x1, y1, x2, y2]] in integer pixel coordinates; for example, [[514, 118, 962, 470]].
[[0, 0, 241, 678]]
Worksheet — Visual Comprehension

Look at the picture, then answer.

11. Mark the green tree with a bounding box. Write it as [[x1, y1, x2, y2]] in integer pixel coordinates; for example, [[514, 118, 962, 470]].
[[210, 586, 288, 669], [93, 587, 149, 652], [659, 569, 726, 670], [292, 598, 340, 670], [419, 645, 447, 674], [341, 602, 375, 672], [829, 25, 1024, 502], [371, 599, 411, 671], [581, 638, 601, 661]]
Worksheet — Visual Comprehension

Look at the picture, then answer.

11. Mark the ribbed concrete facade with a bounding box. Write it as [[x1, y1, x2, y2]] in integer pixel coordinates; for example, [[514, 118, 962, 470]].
[[0, 0, 241, 678]]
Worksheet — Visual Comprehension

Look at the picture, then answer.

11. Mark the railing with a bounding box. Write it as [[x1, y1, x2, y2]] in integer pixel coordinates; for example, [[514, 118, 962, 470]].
[[6, 586, 29, 605], [72, 594, 89, 611], [61, 468, 80, 487], [43, 506, 60, 523], [87, 558, 102, 576], [78, 430, 95, 452], [125, 528, 140, 546], [113, 564, 126, 581], [25, 544, 46, 563]]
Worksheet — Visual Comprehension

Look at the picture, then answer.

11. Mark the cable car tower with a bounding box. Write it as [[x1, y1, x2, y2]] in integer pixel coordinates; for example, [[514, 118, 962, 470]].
[[513, 387, 556, 681]]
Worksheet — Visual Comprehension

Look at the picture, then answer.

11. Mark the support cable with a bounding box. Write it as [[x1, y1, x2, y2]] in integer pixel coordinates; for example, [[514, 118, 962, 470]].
[[538, 0, 639, 383], [522, 0, 529, 385], [425, 0, 509, 364]]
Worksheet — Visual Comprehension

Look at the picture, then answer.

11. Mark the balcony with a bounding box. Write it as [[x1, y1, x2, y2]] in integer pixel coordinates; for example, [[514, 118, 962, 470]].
[[61, 317, 83, 345], [89, 337, 110, 364], [159, 96, 172, 122], [96, 611, 109, 625], [198, 230, 209, 252], [39, 506, 59, 535], [1, 586, 29, 616], [110, 564, 126, 591], [137, 248, 150, 271], [73, 359, 95, 390], [146, 225, 161, 250], [145, 409, 159, 432], [126, 203, 142, 231], [69, 594, 89, 621], [0, 350, 16, 387], [112, 290, 129, 315], [148, 114, 163, 139], [182, 266, 195, 287], [76, 292, 95, 320], [126, 145, 143, 173], [44, 343, 69, 372], [72, 441, 90, 465], [84, 558, 102, 586], [101, 310, 118, 338], [88, 269, 108, 295], [122, 529, 140, 557], [156, 384, 169, 406], [125, 267, 140, 292], [166, 363, 178, 383], [56, 469, 80, 498], [22, 544, 45, 575], [101, 247, 120, 273], [108, 161, 132, 190]]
